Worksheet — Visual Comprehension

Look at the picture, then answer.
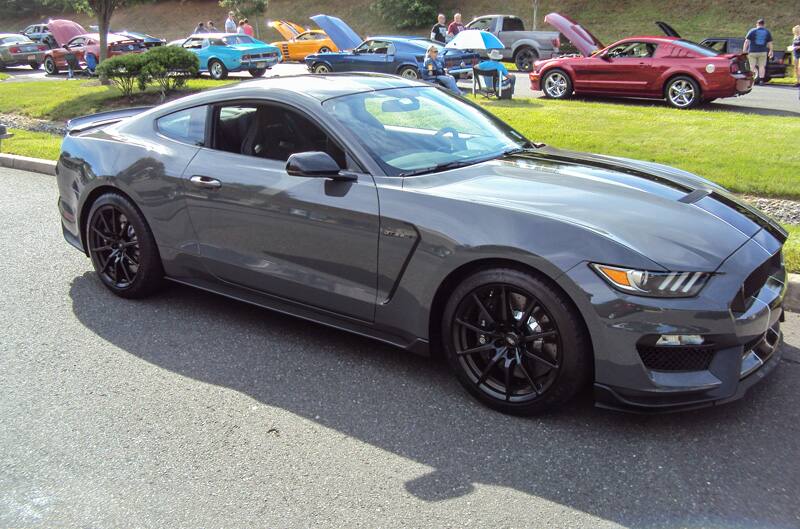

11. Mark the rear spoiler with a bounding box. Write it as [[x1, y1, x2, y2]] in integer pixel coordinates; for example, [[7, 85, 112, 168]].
[[67, 106, 153, 133]]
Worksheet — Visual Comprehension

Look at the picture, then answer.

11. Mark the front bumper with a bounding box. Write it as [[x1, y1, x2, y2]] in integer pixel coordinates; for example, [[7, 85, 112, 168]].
[[565, 232, 786, 413], [529, 71, 542, 91]]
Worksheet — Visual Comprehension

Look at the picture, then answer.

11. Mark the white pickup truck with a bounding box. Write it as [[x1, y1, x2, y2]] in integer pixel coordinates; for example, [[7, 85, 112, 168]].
[[465, 14, 560, 71]]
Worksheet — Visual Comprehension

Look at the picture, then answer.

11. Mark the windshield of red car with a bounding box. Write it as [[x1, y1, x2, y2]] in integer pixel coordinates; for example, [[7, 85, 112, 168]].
[[323, 87, 529, 176], [675, 40, 721, 57]]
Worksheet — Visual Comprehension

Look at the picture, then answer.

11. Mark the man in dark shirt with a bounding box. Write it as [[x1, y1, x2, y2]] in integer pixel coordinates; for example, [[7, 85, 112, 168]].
[[447, 13, 465, 42], [743, 18, 773, 84], [430, 13, 447, 44]]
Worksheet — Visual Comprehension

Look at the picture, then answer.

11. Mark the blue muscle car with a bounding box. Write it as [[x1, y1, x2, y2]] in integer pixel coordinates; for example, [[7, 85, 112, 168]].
[[305, 15, 479, 80], [174, 33, 282, 80]]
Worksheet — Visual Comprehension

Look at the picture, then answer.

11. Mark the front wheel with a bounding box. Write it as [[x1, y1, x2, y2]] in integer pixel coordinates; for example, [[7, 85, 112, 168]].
[[665, 76, 700, 109], [86, 193, 164, 299], [44, 56, 58, 75], [248, 67, 267, 78], [312, 62, 331, 74], [397, 65, 419, 80], [208, 59, 228, 80], [442, 268, 591, 415], [541, 69, 572, 99]]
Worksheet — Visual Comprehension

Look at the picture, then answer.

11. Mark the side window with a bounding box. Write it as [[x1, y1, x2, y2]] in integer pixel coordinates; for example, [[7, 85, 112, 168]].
[[468, 18, 492, 31], [68, 37, 85, 47], [502, 17, 525, 32], [183, 38, 202, 49], [210, 103, 347, 168], [157, 106, 207, 145], [607, 42, 656, 58], [728, 40, 743, 53]]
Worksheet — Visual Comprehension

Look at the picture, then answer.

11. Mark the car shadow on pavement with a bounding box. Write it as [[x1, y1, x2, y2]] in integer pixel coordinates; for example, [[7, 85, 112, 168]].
[[69, 272, 800, 529], [564, 94, 800, 117]]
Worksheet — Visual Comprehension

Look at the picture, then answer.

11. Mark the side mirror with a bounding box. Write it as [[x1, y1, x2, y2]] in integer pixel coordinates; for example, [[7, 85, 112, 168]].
[[599, 53, 611, 61], [286, 151, 355, 181]]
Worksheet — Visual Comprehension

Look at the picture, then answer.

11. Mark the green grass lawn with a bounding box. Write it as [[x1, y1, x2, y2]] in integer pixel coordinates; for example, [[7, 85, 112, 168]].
[[784, 225, 800, 274], [770, 68, 798, 86], [0, 72, 9, 81], [0, 78, 234, 122], [1, 128, 61, 160]]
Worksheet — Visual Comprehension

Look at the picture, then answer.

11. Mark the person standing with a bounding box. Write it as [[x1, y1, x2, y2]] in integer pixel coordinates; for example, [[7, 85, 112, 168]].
[[225, 11, 237, 33], [242, 18, 254, 37], [792, 25, 800, 87], [193, 22, 207, 34], [743, 18, 773, 84], [431, 13, 448, 44], [423, 45, 462, 95], [447, 13, 465, 42], [207, 20, 217, 32]]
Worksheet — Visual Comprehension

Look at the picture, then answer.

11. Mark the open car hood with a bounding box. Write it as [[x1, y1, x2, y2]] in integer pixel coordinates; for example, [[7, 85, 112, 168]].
[[656, 21, 681, 38], [310, 14, 361, 50], [269, 20, 306, 40], [544, 12, 604, 56], [48, 19, 86, 47]]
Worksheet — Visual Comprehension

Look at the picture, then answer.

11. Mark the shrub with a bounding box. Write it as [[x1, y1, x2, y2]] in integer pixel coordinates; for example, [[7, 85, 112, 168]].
[[96, 53, 146, 100], [373, 0, 438, 29], [141, 46, 200, 99]]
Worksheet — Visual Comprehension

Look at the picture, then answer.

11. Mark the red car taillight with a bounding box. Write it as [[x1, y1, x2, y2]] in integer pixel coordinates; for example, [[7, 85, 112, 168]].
[[9, 46, 20, 53], [37, 44, 47, 51], [730, 62, 741, 74], [242, 54, 250, 60]]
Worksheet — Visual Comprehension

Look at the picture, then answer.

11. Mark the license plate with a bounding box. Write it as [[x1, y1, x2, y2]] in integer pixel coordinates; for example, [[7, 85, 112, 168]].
[[256, 61, 266, 68], [28, 54, 36, 60]]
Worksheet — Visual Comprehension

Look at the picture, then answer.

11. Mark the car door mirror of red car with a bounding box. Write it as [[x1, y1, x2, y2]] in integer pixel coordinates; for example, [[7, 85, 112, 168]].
[[286, 151, 355, 181]]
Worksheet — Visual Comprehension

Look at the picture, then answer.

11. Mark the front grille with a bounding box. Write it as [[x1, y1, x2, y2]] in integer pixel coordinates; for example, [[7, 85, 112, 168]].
[[637, 344, 717, 371], [731, 251, 783, 312]]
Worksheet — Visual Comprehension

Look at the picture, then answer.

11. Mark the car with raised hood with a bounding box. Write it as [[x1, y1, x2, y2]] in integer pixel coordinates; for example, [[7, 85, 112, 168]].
[[532, 13, 754, 108], [269, 19, 337, 61], [304, 15, 479, 79], [57, 73, 786, 416], [656, 21, 791, 83], [0, 33, 47, 70], [90, 26, 166, 48], [465, 14, 561, 71], [174, 33, 281, 80], [43, 20, 145, 75]]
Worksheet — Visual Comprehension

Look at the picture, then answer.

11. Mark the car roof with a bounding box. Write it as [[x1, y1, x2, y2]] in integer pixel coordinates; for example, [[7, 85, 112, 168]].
[[618, 36, 680, 44], [188, 32, 245, 39], [0, 33, 30, 38]]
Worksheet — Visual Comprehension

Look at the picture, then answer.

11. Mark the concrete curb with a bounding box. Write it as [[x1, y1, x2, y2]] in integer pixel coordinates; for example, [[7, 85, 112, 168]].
[[3, 152, 800, 312], [0, 153, 56, 175]]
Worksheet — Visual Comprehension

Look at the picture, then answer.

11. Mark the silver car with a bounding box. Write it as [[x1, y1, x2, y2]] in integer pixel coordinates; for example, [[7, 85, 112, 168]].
[[56, 74, 786, 415], [0, 33, 46, 70]]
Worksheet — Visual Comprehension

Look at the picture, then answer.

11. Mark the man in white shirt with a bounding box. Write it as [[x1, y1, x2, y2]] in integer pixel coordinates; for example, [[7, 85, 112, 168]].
[[224, 11, 237, 33]]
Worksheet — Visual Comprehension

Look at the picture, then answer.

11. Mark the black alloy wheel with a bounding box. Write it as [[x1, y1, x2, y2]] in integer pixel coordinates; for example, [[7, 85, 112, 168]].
[[248, 67, 267, 77], [44, 56, 58, 75], [514, 46, 538, 72], [86, 193, 163, 298], [443, 268, 590, 415]]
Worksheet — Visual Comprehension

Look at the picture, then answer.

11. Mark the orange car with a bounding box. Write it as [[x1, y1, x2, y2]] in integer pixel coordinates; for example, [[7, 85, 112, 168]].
[[269, 20, 337, 61]]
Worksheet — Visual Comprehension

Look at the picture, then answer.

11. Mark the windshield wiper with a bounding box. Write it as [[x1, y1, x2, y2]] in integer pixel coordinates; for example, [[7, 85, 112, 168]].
[[399, 159, 481, 177]]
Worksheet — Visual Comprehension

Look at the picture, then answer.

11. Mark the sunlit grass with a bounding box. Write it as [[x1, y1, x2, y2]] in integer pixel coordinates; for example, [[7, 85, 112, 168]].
[[1, 128, 61, 160]]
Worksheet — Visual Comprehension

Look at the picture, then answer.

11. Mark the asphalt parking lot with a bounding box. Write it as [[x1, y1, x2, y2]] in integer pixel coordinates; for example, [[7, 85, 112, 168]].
[[2, 166, 800, 529]]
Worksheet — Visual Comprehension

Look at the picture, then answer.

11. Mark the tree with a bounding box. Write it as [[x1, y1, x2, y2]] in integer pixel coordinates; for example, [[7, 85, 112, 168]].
[[218, 0, 268, 38], [45, 0, 143, 84]]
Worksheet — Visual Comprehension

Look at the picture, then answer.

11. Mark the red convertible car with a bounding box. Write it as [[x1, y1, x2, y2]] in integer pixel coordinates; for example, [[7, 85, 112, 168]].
[[530, 13, 754, 108]]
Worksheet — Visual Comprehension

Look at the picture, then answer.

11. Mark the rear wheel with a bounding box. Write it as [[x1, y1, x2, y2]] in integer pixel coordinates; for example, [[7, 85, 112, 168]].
[[208, 59, 228, 80], [398, 65, 420, 80], [248, 67, 267, 77], [44, 56, 58, 75], [312, 62, 331, 74], [514, 46, 538, 72], [29, 61, 41, 69], [665, 75, 700, 109], [442, 268, 591, 415], [541, 69, 572, 99], [86, 193, 164, 299], [318, 46, 332, 53]]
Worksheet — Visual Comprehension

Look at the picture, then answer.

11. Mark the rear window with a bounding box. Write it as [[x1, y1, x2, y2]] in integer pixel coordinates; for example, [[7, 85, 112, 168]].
[[1, 35, 31, 44], [675, 39, 720, 57], [157, 106, 207, 145]]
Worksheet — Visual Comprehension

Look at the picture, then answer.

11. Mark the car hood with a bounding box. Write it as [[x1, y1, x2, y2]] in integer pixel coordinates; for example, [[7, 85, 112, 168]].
[[544, 12, 603, 56], [48, 19, 86, 47], [228, 43, 279, 52], [403, 147, 783, 271], [269, 20, 306, 40], [310, 14, 362, 50]]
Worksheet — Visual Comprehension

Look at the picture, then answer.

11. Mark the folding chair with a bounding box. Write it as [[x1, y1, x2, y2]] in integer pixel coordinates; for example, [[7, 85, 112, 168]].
[[472, 66, 505, 99]]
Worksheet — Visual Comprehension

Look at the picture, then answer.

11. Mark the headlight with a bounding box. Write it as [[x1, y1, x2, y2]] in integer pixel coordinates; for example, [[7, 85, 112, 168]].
[[590, 264, 711, 298]]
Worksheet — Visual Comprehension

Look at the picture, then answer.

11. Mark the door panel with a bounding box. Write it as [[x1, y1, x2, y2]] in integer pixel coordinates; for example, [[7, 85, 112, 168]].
[[182, 148, 380, 321]]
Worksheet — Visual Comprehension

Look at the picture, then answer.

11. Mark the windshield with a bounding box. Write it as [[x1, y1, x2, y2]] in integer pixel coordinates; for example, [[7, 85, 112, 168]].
[[223, 35, 255, 45], [322, 87, 529, 176], [675, 39, 720, 57]]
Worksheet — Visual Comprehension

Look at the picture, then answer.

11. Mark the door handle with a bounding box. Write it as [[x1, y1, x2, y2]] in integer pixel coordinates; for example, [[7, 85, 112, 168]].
[[190, 175, 222, 189]]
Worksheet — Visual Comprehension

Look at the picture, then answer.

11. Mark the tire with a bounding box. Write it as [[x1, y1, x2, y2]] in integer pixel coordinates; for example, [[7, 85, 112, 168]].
[[44, 56, 58, 75], [397, 65, 420, 80], [318, 46, 331, 53], [442, 268, 591, 415], [665, 75, 700, 109], [248, 67, 267, 78], [541, 69, 573, 99], [29, 61, 41, 70], [85, 193, 164, 299], [514, 46, 538, 72], [312, 62, 331, 74], [208, 59, 228, 80]]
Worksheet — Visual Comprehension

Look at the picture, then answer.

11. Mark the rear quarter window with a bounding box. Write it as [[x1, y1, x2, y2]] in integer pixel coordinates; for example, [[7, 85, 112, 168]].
[[157, 106, 207, 145]]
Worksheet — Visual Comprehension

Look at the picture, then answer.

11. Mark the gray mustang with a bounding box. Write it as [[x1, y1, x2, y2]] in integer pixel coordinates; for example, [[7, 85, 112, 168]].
[[56, 74, 786, 415]]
